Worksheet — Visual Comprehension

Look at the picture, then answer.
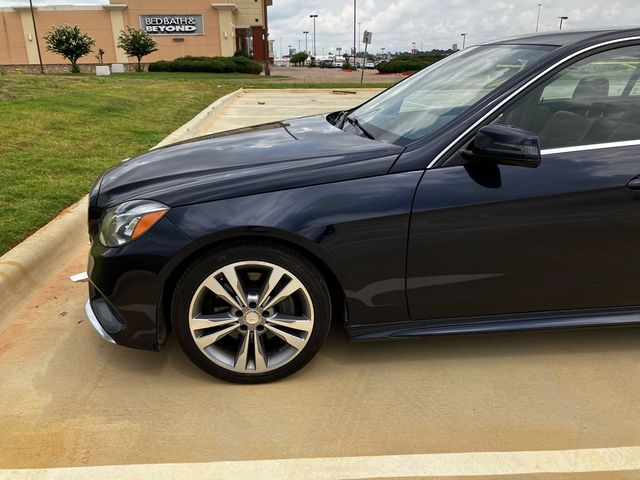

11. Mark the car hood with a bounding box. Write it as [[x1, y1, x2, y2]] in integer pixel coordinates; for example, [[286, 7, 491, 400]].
[[96, 115, 404, 208]]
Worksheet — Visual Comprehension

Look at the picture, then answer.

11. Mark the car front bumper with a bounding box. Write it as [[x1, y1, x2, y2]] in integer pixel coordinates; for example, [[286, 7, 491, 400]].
[[86, 216, 196, 351], [84, 300, 116, 344]]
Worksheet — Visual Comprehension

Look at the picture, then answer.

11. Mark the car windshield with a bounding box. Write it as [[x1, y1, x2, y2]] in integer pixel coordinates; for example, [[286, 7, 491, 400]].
[[343, 44, 554, 145]]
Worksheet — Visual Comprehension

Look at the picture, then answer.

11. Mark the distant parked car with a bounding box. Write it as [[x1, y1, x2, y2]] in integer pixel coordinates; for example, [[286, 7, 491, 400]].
[[365, 60, 375, 69], [319, 60, 333, 68], [334, 59, 344, 68], [85, 28, 640, 383]]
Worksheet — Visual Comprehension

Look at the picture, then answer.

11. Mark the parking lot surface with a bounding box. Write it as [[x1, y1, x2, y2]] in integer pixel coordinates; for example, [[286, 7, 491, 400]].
[[190, 88, 382, 135], [1, 89, 640, 478]]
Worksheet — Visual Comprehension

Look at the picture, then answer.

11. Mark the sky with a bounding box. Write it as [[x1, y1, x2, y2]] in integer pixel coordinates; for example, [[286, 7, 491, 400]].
[[269, 0, 640, 56], [2, 0, 639, 56]]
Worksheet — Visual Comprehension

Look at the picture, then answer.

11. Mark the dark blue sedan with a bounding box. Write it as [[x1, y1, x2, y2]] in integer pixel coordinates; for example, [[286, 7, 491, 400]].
[[86, 28, 640, 383]]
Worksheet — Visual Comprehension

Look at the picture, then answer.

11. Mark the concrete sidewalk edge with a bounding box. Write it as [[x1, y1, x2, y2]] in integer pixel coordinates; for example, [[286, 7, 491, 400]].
[[0, 198, 88, 316], [0, 88, 244, 318], [152, 88, 244, 149]]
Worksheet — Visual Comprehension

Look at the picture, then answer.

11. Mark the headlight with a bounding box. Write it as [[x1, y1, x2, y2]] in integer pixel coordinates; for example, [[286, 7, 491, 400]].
[[99, 200, 169, 247]]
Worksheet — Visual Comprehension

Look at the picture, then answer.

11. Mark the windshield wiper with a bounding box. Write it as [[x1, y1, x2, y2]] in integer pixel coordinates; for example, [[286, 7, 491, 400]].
[[344, 116, 375, 140]]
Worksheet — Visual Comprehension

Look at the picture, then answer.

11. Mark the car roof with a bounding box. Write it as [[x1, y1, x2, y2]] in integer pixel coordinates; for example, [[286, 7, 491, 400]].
[[484, 28, 640, 47]]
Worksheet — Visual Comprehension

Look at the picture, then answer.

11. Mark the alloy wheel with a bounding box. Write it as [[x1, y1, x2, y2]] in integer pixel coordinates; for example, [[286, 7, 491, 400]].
[[188, 261, 315, 374]]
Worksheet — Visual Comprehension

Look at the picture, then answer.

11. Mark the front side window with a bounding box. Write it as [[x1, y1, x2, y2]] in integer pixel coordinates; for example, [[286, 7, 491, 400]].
[[342, 45, 553, 145], [500, 45, 640, 149]]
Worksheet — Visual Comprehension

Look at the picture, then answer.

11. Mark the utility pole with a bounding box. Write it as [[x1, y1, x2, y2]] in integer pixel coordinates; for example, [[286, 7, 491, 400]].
[[536, 4, 542, 32], [303, 31, 309, 53], [28, 0, 44, 74], [262, 0, 270, 76], [310, 14, 318, 58], [358, 22, 361, 56], [411, 42, 416, 55], [558, 16, 568, 30], [461, 33, 467, 50]]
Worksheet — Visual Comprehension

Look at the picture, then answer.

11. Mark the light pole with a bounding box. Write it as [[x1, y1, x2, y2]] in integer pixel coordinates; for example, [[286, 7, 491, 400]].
[[353, 0, 357, 65], [381, 47, 385, 59], [298, 39, 301, 53], [558, 16, 568, 30], [411, 42, 416, 55], [303, 31, 309, 54], [310, 14, 318, 58], [536, 4, 542, 32], [461, 33, 467, 49], [28, 0, 44, 74], [358, 22, 361, 56]]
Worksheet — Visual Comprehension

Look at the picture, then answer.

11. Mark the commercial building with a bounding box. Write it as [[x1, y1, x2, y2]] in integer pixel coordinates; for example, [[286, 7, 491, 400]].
[[0, 0, 272, 67]]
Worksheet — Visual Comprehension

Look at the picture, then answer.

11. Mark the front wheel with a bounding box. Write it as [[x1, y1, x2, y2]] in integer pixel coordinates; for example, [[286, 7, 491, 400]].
[[171, 243, 332, 383]]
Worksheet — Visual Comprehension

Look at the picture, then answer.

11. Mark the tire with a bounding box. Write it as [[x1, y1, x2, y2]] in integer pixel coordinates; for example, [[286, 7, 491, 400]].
[[171, 242, 332, 383]]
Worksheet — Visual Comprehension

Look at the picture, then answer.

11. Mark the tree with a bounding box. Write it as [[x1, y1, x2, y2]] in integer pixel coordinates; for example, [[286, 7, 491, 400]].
[[44, 25, 95, 73], [289, 51, 308, 66], [117, 27, 158, 72]]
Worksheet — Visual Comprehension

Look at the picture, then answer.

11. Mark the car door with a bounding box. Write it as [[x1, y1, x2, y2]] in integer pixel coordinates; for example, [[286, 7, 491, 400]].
[[407, 43, 640, 322]]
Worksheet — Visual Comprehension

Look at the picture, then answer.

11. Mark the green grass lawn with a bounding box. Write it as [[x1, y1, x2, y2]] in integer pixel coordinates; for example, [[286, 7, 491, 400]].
[[0, 72, 394, 255]]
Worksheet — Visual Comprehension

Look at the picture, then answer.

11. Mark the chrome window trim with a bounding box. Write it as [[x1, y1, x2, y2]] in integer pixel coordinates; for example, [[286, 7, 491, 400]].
[[427, 36, 640, 169], [542, 139, 640, 155]]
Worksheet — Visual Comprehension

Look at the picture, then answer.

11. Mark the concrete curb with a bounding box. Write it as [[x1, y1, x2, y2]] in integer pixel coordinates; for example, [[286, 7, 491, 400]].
[[0, 198, 88, 316], [152, 88, 244, 149], [0, 88, 244, 318]]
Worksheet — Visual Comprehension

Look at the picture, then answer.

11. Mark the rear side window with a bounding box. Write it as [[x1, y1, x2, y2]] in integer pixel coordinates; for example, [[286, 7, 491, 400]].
[[500, 45, 640, 149]]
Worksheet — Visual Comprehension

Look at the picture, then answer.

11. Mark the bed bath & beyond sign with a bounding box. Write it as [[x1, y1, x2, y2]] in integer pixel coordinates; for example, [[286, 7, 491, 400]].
[[140, 15, 204, 35]]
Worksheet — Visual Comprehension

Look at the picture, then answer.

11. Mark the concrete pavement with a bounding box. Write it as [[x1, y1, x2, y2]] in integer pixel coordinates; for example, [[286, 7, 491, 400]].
[[189, 88, 382, 136], [2, 89, 640, 478]]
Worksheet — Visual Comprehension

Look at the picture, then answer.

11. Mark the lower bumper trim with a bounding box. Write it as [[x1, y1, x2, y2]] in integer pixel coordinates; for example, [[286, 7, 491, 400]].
[[84, 300, 116, 344]]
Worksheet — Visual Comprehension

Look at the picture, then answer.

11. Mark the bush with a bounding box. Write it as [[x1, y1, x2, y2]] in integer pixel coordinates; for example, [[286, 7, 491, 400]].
[[233, 50, 249, 58], [376, 54, 446, 74], [149, 55, 262, 74]]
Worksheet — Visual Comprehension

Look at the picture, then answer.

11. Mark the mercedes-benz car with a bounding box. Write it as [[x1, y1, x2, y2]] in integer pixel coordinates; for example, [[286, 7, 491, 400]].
[[86, 28, 640, 383]]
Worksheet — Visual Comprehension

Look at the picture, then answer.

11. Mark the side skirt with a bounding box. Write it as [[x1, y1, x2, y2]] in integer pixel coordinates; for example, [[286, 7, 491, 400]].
[[349, 306, 640, 340]]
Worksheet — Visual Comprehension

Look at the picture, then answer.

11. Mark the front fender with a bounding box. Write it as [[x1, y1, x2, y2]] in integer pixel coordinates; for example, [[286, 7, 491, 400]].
[[166, 172, 423, 327]]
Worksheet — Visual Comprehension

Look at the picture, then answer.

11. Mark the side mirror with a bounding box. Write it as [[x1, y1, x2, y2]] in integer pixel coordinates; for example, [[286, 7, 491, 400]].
[[461, 124, 541, 168]]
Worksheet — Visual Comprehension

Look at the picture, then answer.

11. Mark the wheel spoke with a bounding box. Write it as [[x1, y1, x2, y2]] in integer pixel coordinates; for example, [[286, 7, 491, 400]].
[[266, 313, 313, 333], [262, 277, 305, 311], [190, 313, 238, 331], [257, 265, 287, 307], [219, 265, 248, 307], [253, 333, 268, 372], [265, 324, 306, 350], [235, 331, 251, 371], [202, 276, 243, 310], [194, 323, 239, 349]]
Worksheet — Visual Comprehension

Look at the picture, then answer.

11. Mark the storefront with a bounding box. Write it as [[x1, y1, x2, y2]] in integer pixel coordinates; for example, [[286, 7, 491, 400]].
[[0, 0, 272, 66]]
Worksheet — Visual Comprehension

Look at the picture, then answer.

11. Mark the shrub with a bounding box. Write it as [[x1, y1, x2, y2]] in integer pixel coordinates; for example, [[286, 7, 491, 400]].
[[44, 25, 95, 73], [376, 54, 446, 74], [148, 55, 262, 74], [233, 50, 250, 58]]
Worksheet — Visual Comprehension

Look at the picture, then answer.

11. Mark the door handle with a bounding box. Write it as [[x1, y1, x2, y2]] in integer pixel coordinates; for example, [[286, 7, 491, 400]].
[[627, 177, 640, 190]]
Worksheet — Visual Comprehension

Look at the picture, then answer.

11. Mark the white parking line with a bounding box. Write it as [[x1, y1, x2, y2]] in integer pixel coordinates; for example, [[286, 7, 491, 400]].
[[3, 446, 640, 480]]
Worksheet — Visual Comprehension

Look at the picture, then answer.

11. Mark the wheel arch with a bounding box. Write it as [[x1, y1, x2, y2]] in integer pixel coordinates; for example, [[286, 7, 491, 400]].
[[159, 231, 349, 341]]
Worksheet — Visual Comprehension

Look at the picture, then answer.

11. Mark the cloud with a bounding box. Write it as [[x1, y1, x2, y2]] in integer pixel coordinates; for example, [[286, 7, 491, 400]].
[[269, 0, 640, 57]]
